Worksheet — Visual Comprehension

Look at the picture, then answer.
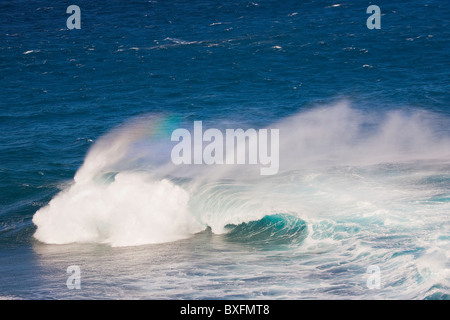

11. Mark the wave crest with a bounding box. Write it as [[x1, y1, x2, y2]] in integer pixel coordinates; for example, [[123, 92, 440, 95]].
[[224, 214, 308, 246]]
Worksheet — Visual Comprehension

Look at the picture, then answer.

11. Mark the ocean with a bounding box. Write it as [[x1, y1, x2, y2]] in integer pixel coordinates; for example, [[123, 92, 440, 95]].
[[0, 0, 449, 299]]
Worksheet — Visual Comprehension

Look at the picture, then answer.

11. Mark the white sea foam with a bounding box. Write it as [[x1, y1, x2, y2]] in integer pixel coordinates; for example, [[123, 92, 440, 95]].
[[0, 295, 22, 300], [33, 173, 203, 246]]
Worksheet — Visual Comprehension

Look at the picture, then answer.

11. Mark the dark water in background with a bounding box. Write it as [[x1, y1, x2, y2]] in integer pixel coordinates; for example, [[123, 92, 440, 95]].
[[0, 0, 449, 299]]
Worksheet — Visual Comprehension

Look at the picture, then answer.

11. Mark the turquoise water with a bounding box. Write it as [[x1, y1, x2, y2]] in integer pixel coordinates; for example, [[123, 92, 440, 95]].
[[0, 0, 449, 299]]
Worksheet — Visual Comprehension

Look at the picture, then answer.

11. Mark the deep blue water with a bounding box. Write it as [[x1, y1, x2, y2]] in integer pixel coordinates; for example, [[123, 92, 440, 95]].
[[0, 0, 449, 299]]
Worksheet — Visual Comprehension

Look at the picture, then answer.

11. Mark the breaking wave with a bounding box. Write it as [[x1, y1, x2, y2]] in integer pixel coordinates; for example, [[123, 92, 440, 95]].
[[32, 101, 450, 248]]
